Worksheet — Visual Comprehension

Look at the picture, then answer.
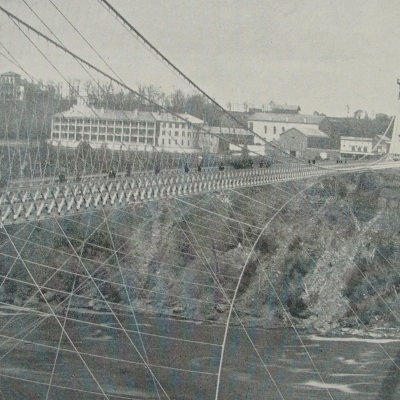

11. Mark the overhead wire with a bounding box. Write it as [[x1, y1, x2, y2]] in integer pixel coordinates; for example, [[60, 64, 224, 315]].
[[0, 4, 278, 164]]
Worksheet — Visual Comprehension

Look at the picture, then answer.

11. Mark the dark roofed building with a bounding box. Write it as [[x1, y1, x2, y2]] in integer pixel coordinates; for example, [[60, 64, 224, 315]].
[[279, 127, 334, 159], [217, 111, 249, 129], [205, 126, 254, 153], [268, 102, 301, 114]]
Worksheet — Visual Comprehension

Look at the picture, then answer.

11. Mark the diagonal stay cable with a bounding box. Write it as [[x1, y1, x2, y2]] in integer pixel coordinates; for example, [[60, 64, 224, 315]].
[[0, 372, 134, 399], [53, 217, 172, 399], [101, 206, 163, 399], [45, 274, 77, 400], [173, 198, 286, 399], [215, 179, 334, 400], [0, 4, 273, 160], [97, 0, 294, 160], [0, 213, 122, 335], [196, 195, 288, 398], [1, 225, 110, 399]]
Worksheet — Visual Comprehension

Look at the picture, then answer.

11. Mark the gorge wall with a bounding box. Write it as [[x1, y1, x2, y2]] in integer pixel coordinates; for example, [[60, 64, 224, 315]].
[[2, 169, 400, 336]]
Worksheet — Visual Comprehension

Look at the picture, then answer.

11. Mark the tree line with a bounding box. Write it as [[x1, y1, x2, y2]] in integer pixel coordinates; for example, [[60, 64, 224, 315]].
[[0, 77, 394, 147]]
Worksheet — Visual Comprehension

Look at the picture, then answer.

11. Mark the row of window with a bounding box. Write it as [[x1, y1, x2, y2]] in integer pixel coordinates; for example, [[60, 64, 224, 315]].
[[1, 77, 17, 84], [161, 122, 192, 129], [264, 126, 285, 134], [53, 132, 154, 144], [248, 122, 286, 135], [160, 139, 191, 146], [52, 133, 194, 148], [53, 118, 154, 127], [352, 146, 368, 152], [53, 126, 154, 135], [161, 130, 192, 137]]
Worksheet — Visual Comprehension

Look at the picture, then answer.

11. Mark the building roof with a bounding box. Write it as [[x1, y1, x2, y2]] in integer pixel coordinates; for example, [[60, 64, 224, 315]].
[[248, 112, 324, 125], [152, 112, 203, 124], [1, 71, 21, 77], [340, 136, 372, 141], [269, 102, 300, 113], [206, 126, 253, 136], [53, 105, 157, 122], [282, 127, 329, 138]]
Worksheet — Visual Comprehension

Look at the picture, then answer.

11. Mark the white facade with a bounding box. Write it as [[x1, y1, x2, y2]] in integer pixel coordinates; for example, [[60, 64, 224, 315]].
[[197, 130, 219, 153], [0, 71, 25, 101], [341, 135, 390, 156], [247, 112, 325, 144], [229, 144, 266, 156], [153, 112, 203, 153], [50, 100, 158, 151], [340, 137, 373, 155], [50, 100, 211, 153]]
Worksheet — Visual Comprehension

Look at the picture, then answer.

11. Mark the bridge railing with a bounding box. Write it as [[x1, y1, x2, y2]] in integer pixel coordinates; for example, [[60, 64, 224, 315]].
[[0, 161, 395, 226]]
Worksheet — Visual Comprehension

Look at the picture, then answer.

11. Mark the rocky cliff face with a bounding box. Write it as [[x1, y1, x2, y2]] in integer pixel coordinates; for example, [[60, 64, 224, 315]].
[[2, 169, 400, 335]]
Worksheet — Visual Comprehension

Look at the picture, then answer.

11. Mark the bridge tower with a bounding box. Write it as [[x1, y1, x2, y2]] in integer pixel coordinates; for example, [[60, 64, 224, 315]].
[[389, 79, 400, 155]]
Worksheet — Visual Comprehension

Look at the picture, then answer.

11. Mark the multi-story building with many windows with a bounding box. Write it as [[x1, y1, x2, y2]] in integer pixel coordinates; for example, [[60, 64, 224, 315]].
[[49, 98, 208, 153], [154, 112, 204, 153], [50, 100, 157, 150]]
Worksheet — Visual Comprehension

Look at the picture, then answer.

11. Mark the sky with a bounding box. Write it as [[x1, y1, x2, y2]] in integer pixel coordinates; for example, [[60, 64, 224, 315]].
[[1, 0, 400, 117]]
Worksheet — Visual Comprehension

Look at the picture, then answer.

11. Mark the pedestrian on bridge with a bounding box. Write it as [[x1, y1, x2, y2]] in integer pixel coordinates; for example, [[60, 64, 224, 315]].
[[197, 165, 202, 173], [184, 164, 189, 173], [126, 163, 132, 177]]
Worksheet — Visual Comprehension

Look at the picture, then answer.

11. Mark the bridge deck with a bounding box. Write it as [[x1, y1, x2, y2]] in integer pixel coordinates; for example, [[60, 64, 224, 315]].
[[0, 161, 398, 226]]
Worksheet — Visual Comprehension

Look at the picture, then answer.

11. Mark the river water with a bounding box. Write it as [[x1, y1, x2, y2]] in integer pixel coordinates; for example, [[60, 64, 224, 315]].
[[1, 306, 400, 399]]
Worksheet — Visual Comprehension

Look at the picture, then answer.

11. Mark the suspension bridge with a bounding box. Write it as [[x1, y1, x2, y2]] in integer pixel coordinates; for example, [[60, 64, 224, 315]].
[[1, 159, 399, 226], [0, 1, 400, 400]]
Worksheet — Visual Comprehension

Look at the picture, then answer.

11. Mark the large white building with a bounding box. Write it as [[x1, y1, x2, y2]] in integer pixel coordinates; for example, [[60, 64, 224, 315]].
[[49, 97, 212, 153], [50, 99, 158, 151], [247, 112, 325, 144]]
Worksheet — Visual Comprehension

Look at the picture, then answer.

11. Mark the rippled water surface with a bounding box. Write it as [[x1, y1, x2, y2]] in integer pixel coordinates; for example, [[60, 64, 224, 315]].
[[1, 306, 400, 399]]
